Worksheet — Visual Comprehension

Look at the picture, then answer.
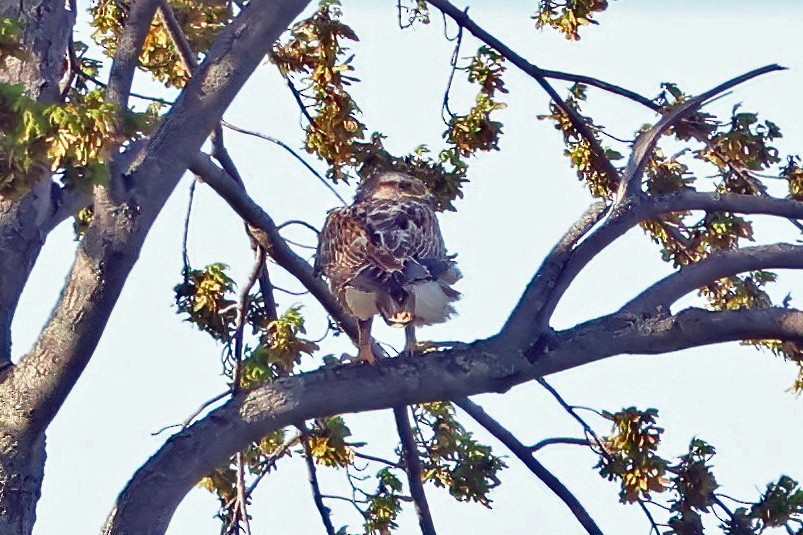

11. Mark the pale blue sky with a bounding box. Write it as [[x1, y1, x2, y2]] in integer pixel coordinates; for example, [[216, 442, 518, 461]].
[[12, 2, 803, 534]]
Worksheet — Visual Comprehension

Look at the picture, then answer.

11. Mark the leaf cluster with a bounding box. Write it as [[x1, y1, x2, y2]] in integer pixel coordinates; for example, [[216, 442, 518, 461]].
[[596, 407, 668, 503], [271, 0, 365, 181], [414, 402, 505, 506], [592, 408, 802, 534], [174, 263, 238, 342], [363, 468, 404, 534], [90, 0, 230, 87], [447, 46, 507, 156], [240, 306, 319, 386], [533, 0, 610, 40], [198, 429, 294, 528], [0, 17, 25, 63], [307, 416, 359, 468], [539, 83, 623, 197]]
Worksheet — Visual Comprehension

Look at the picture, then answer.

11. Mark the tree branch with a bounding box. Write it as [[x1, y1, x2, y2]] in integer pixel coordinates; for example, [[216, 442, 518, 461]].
[[300, 429, 337, 535], [107, 305, 803, 533], [623, 243, 803, 315], [105, 0, 160, 119], [501, 191, 803, 349], [456, 399, 604, 535], [616, 64, 784, 200], [498, 200, 608, 348], [3, 0, 313, 441], [188, 152, 359, 340], [529, 437, 590, 453], [221, 120, 347, 205], [426, 0, 619, 182], [393, 406, 437, 535]]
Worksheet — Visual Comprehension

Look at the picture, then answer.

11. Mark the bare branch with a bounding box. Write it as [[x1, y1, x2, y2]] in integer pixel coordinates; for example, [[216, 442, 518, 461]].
[[456, 399, 604, 535], [233, 252, 265, 390], [624, 243, 803, 315], [105, 0, 160, 119], [529, 437, 590, 453], [157, 0, 198, 71], [499, 200, 608, 348], [354, 452, 403, 469], [393, 407, 437, 535], [616, 64, 784, 200], [222, 120, 347, 205]]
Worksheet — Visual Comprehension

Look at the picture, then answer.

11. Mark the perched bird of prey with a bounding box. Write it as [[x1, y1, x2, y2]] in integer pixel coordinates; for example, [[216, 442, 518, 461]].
[[314, 172, 460, 364]]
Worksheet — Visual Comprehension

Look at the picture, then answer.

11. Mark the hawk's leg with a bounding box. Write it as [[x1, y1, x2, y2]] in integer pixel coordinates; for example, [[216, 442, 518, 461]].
[[404, 324, 418, 356], [357, 318, 377, 365]]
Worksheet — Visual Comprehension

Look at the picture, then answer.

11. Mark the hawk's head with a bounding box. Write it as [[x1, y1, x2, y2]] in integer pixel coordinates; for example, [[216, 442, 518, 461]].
[[355, 172, 431, 203]]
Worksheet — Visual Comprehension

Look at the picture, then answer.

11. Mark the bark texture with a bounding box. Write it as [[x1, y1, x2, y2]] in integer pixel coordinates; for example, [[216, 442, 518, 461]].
[[0, 0, 74, 528]]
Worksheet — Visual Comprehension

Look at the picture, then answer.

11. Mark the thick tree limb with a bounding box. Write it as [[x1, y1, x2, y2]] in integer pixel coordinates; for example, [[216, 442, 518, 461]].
[[3, 0, 313, 439], [501, 191, 803, 350], [456, 399, 604, 535], [107, 306, 803, 533], [0, 0, 75, 102], [499, 200, 608, 348], [623, 243, 803, 314]]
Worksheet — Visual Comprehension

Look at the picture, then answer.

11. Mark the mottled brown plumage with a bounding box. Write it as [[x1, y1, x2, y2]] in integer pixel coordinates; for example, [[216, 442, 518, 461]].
[[315, 172, 460, 363]]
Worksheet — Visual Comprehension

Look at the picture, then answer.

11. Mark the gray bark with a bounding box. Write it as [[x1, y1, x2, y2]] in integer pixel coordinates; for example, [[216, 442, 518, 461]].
[[0, 0, 74, 528], [106, 307, 803, 534]]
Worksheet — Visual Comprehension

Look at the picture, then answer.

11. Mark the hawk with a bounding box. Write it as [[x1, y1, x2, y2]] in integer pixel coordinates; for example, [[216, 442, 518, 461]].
[[314, 172, 461, 364]]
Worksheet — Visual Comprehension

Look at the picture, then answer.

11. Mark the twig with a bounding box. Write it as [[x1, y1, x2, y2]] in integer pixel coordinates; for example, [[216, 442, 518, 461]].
[[222, 120, 347, 206], [181, 391, 232, 430], [393, 406, 437, 535], [277, 219, 321, 234], [282, 75, 317, 126], [300, 427, 337, 535], [150, 390, 231, 436], [257, 259, 278, 324], [529, 437, 590, 453], [235, 451, 252, 535], [456, 398, 604, 535], [233, 253, 265, 390], [440, 16, 463, 123], [272, 285, 309, 296], [639, 501, 661, 535], [243, 432, 302, 499], [537, 378, 605, 445], [181, 179, 197, 274], [354, 451, 403, 469]]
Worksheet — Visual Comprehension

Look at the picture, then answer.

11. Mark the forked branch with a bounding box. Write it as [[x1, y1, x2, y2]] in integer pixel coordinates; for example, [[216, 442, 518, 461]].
[[456, 398, 604, 535]]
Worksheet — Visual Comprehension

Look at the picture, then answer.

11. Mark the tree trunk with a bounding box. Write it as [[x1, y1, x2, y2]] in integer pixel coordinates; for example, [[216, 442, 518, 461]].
[[0, 428, 45, 534], [0, 0, 73, 530]]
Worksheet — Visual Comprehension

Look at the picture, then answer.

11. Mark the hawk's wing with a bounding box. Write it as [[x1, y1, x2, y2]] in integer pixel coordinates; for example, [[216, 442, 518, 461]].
[[314, 199, 448, 288], [361, 199, 447, 265]]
